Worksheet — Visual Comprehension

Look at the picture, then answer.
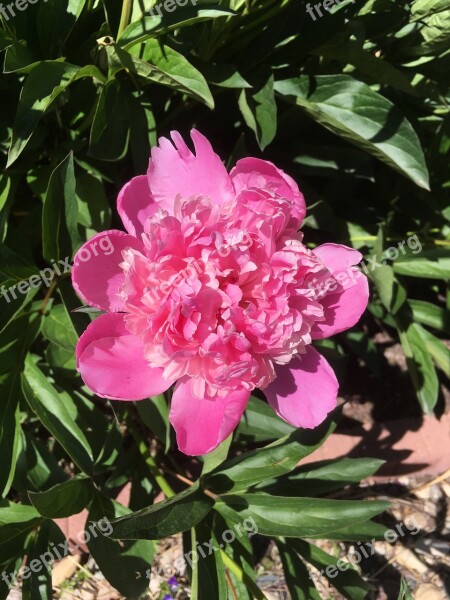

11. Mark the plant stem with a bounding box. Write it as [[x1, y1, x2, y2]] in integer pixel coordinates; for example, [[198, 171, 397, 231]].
[[220, 550, 268, 600], [117, 0, 133, 38], [125, 415, 176, 498]]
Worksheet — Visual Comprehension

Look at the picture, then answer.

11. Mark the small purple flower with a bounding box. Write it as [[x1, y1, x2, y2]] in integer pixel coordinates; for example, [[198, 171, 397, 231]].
[[168, 576, 178, 591], [163, 595, 172, 600]]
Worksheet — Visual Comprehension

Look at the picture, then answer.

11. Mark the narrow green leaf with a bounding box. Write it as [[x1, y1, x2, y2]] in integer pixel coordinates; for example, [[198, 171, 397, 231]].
[[22, 356, 94, 474], [108, 43, 214, 109], [276, 539, 321, 600], [108, 483, 214, 540], [42, 152, 81, 262], [394, 250, 450, 280], [409, 299, 450, 334], [397, 320, 439, 413], [238, 74, 277, 150], [88, 493, 155, 598], [292, 539, 371, 600], [236, 395, 295, 442], [205, 408, 339, 493], [220, 494, 389, 538], [256, 457, 385, 497], [29, 476, 93, 519], [274, 75, 430, 189], [7, 62, 105, 166], [118, 7, 236, 49]]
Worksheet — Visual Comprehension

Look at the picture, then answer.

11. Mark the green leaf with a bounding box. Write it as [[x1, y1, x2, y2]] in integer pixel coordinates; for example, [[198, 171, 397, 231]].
[[0, 311, 41, 497], [397, 319, 439, 413], [76, 172, 112, 234], [393, 250, 450, 280], [87, 493, 155, 598], [109, 42, 214, 109], [409, 323, 450, 377], [201, 435, 233, 475], [0, 244, 39, 333], [397, 577, 414, 600], [200, 62, 252, 89], [204, 408, 339, 494], [313, 39, 417, 96], [409, 0, 450, 55], [3, 41, 39, 74], [89, 79, 130, 161], [220, 494, 389, 538], [7, 62, 105, 166], [256, 457, 385, 497], [0, 502, 42, 566], [292, 539, 371, 600], [274, 75, 430, 190], [118, 7, 236, 49], [108, 483, 214, 540], [193, 522, 227, 600], [22, 356, 94, 475], [22, 521, 62, 600], [276, 539, 321, 600], [42, 152, 81, 262], [136, 395, 170, 453], [409, 300, 450, 334], [236, 395, 295, 443], [238, 74, 277, 150], [370, 265, 407, 314], [29, 476, 93, 518], [37, 0, 88, 56]]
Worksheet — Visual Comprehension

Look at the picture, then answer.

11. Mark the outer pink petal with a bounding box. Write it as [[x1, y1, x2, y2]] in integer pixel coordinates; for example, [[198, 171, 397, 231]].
[[76, 313, 173, 400], [230, 158, 306, 227], [264, 346, 338, 429], [169, 378, 250, 455], [312, 243, 369, 339], [147, 129, 234, 214], [72, 230, 145, 312], [117, 175, 158, 237]]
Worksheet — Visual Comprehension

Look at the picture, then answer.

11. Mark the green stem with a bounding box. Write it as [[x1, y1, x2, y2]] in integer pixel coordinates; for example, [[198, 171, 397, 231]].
[[126, 415, 175, 498], [220, 550, 268, 600], [117, 0, 133, 38]]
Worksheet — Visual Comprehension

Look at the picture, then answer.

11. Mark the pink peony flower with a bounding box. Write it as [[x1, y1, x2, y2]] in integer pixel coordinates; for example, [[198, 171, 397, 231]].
[[72, 130, 369, 455]]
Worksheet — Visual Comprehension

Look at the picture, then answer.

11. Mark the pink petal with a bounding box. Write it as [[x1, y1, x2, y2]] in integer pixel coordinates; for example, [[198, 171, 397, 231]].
[[264, 346, 338, 429], [76, 313, 172, 400], [147, 130, 234, 214], [169, 378, 250, 455], [312, 243, 369, 339], [117, 175, 158, 237], [72, 230, 145, 312], [230, 158, 306, 227]]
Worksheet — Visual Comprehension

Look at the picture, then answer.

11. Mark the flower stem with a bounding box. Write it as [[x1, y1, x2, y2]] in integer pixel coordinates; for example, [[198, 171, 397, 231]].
[[117, 0, 133, 38]]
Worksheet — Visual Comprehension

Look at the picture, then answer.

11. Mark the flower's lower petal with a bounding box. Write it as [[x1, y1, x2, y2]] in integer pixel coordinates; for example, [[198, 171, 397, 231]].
[[230, 158, 306, 228], [72, 230, 145, 311], [264, 346, 338, 428], [76, 313, 172, 400], [312, 243, 369, 339], [117, 175, 158, 237], [147, 129, 234, 214], [169, 378, 250, 455]]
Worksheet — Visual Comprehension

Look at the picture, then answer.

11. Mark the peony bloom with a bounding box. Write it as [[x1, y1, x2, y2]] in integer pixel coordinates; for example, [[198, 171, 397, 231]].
[[72, 130, 369, 455]]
